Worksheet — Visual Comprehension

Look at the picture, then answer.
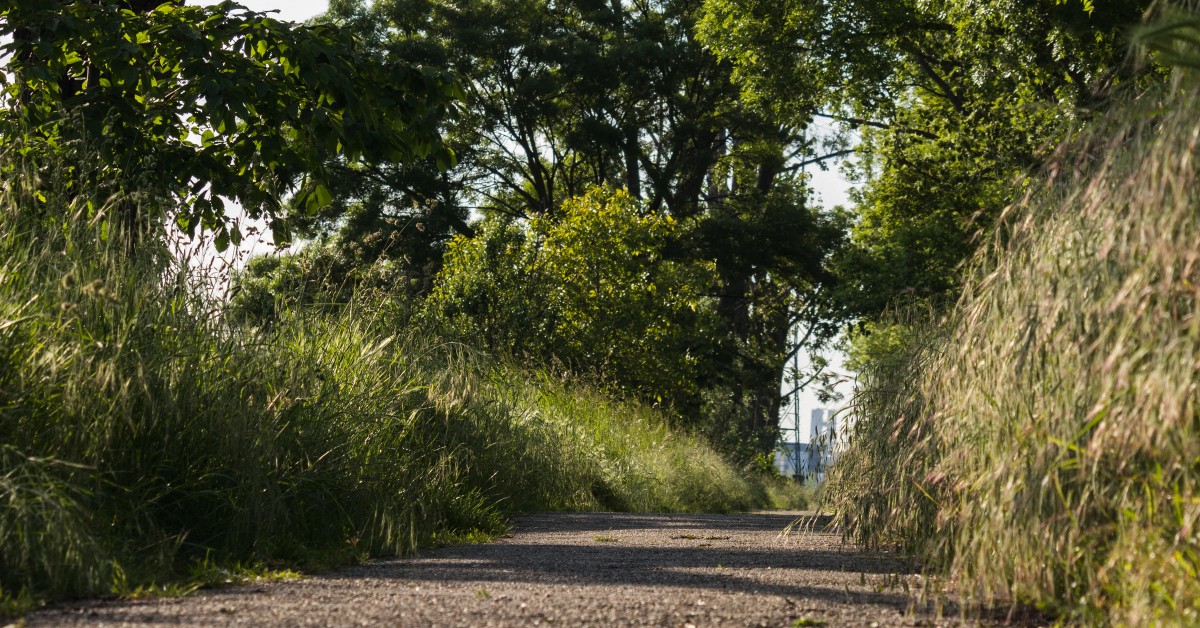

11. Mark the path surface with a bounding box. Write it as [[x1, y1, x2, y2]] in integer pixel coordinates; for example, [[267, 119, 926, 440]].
[[27, 512, 979, 627]]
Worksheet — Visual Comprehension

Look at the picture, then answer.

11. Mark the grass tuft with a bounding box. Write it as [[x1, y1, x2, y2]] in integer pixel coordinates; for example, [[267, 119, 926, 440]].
[[827, 43, 1200, 624], [0, 148, 786, 617]]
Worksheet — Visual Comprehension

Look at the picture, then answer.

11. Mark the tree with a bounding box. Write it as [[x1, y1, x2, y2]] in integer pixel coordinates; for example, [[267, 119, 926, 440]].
[[313, 0, 850, 461], [1, 0, 460, 248], [699, 0, 1157, 318]]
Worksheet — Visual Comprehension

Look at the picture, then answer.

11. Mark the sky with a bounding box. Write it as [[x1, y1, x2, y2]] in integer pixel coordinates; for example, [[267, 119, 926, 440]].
[[188, 0, 856, 439], [194, 0, 329, 22], [791, 119, 856, 443]]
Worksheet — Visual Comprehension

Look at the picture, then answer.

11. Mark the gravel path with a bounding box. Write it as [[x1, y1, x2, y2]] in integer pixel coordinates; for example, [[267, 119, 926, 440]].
[[25, 511, 984, 627]]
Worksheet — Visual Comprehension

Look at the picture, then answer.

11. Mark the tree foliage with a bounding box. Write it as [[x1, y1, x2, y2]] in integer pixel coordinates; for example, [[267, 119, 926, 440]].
[[425, 187, 720, 409], [699, 0, 1158, 316], [1, 0, 459, 247], [277, 0, 850, 459]]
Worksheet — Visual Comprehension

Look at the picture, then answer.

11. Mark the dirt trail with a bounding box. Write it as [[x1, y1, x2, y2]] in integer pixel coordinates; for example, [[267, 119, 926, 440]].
[[25, 511, 980, 627]]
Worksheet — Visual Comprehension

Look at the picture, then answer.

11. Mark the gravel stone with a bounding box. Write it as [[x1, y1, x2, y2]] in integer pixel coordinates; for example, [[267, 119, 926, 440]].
[[23, 511, 1009, 627]]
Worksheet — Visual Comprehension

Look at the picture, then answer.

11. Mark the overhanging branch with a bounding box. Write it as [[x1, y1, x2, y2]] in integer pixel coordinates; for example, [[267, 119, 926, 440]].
[[814, 111, 938, 140]]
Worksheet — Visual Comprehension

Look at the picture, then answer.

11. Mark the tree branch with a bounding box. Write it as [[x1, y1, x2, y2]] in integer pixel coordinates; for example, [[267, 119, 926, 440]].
[[906, 44, 967, 115], [783, 148, 856, 171], [814, 111, 938, 140]]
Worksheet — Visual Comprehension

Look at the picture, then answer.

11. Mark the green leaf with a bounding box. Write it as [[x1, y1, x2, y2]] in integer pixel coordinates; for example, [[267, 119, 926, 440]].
[[304, 183, 332, 213], [271, 221, 291, 247], [214, 229, 230, 252]]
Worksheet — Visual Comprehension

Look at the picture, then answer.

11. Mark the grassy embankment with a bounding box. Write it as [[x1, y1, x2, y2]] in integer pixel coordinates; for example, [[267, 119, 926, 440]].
[[826, 24, 1200, 625], [0, 158, 804, 616]]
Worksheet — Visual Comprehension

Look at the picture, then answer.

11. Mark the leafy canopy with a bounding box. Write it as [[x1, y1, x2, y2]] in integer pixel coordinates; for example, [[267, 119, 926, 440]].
[[292, 0, 850, 459], [1, 0, 460, 248], [699, 0, 1156, 316]]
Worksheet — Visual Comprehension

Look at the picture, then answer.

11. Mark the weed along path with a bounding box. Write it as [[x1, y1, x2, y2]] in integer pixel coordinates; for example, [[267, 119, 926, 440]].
[[28, 512, 976, 627]]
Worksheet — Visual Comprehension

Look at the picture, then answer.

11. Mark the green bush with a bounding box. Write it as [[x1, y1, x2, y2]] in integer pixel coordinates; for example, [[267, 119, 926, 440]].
[[424, 187, 719, 414], [228, 241, 422, 326]]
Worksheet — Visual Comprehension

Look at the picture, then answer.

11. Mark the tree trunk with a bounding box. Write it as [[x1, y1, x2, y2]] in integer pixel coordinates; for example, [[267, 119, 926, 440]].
[[624, 126, 641, 199]]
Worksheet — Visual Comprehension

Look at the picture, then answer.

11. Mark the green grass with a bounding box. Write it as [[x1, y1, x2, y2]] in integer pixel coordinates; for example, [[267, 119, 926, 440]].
[[0, 154, 789, 616], [826, 36, 1200, 626]]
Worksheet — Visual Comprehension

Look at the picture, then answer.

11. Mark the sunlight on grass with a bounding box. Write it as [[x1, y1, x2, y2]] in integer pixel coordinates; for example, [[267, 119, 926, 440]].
[[826, 39, 1200, 625], [0, 148, 791, 617]]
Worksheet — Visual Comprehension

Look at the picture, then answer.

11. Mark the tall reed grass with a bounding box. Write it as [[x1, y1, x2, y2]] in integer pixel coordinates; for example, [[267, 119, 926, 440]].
[[827, 27, 1200, 624], [0, 152, 797, 615]]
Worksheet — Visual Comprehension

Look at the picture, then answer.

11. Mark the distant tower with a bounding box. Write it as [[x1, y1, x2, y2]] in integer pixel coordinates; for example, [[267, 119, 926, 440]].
[[810, 408, 826, 442]]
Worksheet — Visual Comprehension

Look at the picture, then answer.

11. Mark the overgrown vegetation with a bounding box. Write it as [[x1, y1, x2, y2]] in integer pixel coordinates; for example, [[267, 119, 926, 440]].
[[239, 0, 850, 462], [10, 0, 1197, 622], [826, 19, 1200, 622], [0, 158, 803, 615], [0, 1, 823, 615]]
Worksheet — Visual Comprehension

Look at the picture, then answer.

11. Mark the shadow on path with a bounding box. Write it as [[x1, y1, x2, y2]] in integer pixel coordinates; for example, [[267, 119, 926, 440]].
[[323, 512, 918, 610]]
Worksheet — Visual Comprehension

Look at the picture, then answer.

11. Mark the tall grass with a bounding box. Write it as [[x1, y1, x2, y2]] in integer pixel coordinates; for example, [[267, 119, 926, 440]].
[[826, 28, 1200, 624], [0, 153, 794, 614]]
